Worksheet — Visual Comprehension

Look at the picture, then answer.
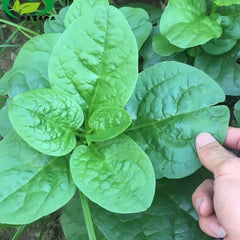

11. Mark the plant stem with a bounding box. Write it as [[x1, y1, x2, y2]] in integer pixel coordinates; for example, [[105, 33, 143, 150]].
[[79, 191, 96, 240], [0, 19, 39, 36], [11, 225, 29, 240], [211, 3, 217, 14]]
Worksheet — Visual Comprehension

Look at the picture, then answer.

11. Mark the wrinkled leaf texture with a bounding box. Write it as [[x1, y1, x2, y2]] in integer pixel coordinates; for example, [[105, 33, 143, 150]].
[[0, 132, 76, 224], [213, 0, 240, 6], [49, 6, 138, 115], [91, 168, 212, 240], [8, 89, 84, 156], [160, 0, 222, 48], [70, 134, 155, 213], [87, 106, 132, 142], [126, 61, 229, 179], [64, 0, 109, 27]]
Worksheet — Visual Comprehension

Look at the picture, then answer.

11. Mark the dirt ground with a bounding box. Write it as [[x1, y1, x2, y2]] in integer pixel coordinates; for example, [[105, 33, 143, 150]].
[[0, 1, 166, 239]]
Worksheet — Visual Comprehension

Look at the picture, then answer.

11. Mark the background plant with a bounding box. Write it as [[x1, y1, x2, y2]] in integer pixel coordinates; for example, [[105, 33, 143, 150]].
[[0, 0, 239, 239]]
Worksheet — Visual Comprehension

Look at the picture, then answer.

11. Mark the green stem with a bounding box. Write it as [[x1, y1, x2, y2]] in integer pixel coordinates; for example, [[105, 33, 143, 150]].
[[211, 3, 217, 14], [11, 225, 29, 240], [79, 191, 96, 240], [0, 19, 39, 36]]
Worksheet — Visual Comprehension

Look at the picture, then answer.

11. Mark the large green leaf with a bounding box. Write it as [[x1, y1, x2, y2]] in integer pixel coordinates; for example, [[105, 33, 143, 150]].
[[213, 0, 240, 6], [91, 168, 212, 240], [64, 0, 109, 27], [0, 33, 61, 98], [8, 89, 84, 156], [61, 194, 106, 240], [49, 6, 138, 114], [202, 16, 240, 55], [86, 106, 132, 142], [70, 134, 155, 213], [160, 0, 222, 48], [195, 41, 240, 96], [120, 7, 152, 50], [126, 61, 229, 179], [0, 131, 76, 224]]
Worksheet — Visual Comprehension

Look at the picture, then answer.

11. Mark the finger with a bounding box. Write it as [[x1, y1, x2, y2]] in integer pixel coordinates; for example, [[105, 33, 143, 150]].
[[224, 127, 240, 150], [192, 179, 214, 216], [195, 133, 235, 174], [199, 214, 227, 239]]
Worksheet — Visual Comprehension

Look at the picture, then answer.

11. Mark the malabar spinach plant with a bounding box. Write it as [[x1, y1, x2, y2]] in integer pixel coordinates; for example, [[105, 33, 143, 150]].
[[1, 0, 239, 239]]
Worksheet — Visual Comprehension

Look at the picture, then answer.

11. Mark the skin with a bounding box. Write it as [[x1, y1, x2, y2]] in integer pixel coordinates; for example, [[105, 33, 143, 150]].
[[192, 127, 240, 240]]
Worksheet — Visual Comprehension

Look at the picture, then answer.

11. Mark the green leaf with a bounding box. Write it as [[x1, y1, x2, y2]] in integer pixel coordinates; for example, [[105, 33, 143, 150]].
[[124, 3, 162, 24], [126, 61, 229, 179], [140, 26, 188, 70], [120, 7, 152, 50], [153, 33, 183, 56], [160, 0, 222, 48], [0, 131, 76, 224], [8, 89, 84, 156], [0, 33, 61, 98], [202, 16, 240, 55], [44, 7, 69, 33], [61, 194, 106, 240], [64, 0, 109, 27], [234, 100, 240, 127], [70, 134, 155, 214], [86, 107, 132, 142], [195, 41, 240, 96], [91, 168, 212, 240], [49, 6, 138, 115], [213, 0, 240, 6], [0, 106, 12, 137]]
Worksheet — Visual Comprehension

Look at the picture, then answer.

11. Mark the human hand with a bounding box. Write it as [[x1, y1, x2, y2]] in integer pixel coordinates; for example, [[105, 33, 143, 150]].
[[192, 127, 240, 240]]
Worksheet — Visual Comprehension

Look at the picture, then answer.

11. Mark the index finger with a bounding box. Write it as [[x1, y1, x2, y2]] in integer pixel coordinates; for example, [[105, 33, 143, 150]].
[[224, 127, 240, 150]]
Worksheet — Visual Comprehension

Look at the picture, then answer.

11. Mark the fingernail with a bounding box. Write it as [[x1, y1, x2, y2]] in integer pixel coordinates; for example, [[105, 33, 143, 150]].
[[196, 133, 216, 148], [209, 222, 227, 238], [195, 198, 203, 215]]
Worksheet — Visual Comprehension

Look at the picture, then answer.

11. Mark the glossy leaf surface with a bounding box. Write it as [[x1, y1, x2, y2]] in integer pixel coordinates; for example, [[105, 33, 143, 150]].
[[8, 89, 84, 156], [153, 33, 183, 56], [91, 168, 211, 240], [202, 16, 240, 55], [126, 62, 229, 179], [0, 131, 76, 224], [61, 194, 106, 240], [195, 41, 240, 96], [120, 7, 152, 50], [160, 0, 222, 48], [0, 33, 60, 98], [70, 134, 155, 213], [64, 0, 109, 27], [49, 6, 138, 114], [87, 107, 132, 142]]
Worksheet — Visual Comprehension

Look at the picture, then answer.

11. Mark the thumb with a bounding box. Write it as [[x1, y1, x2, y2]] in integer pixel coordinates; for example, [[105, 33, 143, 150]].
[[195, 132, 235, 175]]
